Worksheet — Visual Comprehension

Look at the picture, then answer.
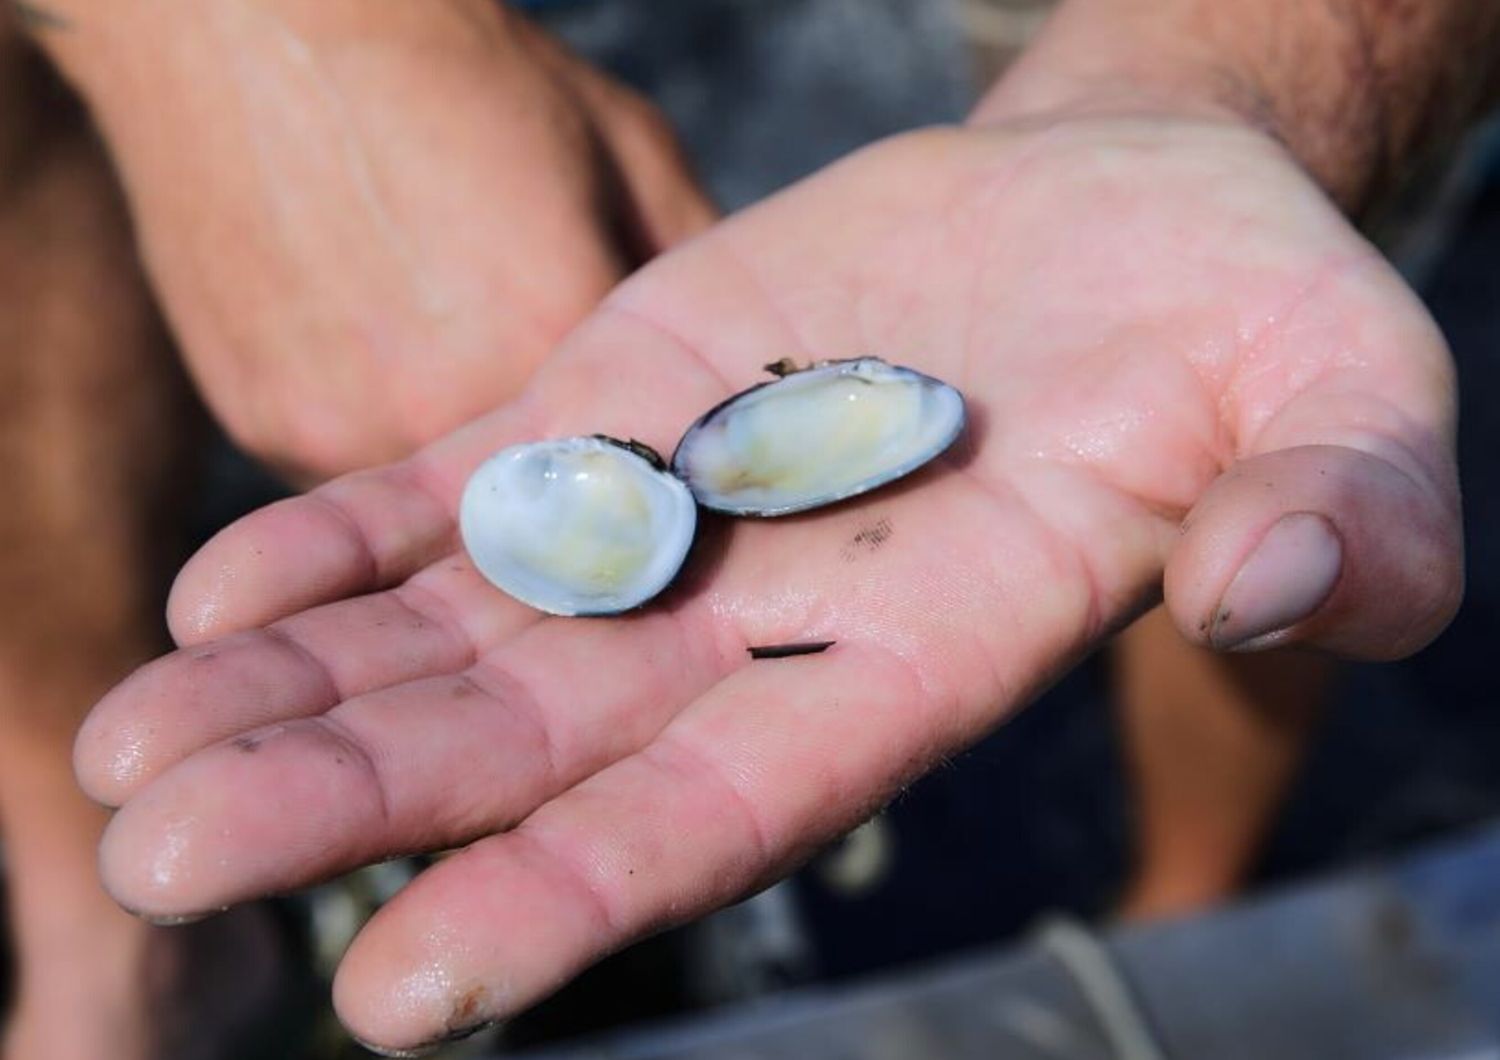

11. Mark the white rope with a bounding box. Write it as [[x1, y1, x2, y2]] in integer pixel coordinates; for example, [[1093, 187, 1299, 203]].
[[1036, 918, 1171, 1060]]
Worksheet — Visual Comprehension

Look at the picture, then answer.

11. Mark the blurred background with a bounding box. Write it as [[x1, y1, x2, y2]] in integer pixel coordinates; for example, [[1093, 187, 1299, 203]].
[[8, 0, 1500, 1057]]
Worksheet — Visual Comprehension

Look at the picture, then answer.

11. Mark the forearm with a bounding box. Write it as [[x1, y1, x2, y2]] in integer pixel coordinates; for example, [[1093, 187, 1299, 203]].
[[975, 0, 1500, 217], [7, 0, 542, 127]]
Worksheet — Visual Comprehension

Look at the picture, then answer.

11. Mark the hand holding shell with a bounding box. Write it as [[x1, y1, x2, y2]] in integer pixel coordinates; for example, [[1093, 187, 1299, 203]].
[[78, 123, 1460, 1056]]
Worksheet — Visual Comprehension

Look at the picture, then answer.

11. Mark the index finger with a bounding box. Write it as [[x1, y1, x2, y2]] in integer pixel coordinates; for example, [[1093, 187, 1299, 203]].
[[165, 300, 753, 645]]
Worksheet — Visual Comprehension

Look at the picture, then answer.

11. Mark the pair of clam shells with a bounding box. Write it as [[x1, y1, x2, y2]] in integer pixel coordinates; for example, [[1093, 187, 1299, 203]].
[[459, 358, 966, 616]]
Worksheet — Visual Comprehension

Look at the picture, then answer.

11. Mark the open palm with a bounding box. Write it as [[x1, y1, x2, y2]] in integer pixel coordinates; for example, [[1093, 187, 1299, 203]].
[[79, 115, 1461, 1052]]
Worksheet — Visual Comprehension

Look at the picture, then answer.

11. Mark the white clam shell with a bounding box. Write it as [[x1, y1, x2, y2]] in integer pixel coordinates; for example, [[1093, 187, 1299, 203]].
[[460, 437, 697, 616], [672, 358, 966, 516]]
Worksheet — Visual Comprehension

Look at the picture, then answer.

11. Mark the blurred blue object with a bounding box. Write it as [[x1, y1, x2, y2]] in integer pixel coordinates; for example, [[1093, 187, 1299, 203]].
[[511, 822, 1500, 1059], [531, 0, 974, 209]]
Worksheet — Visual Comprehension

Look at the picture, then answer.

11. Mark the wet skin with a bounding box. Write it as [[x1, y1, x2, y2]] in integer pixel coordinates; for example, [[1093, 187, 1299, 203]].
[[79, 113, 1461, 1052]]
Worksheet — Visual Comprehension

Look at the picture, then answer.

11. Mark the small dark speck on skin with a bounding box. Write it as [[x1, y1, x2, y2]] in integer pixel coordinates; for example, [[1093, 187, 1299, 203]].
[[841, 517, 893, 561], [749, 641, 835, 660], [232, 734, 262, 754], [333, 754, 346, 766], [451, 679, 480, 699], [855, 518, 892, 548], [11, 2, 70, 31], [439, 987, 493, 1042], [452, 987, 483, 1023], [1218, 610, 1232, 624]]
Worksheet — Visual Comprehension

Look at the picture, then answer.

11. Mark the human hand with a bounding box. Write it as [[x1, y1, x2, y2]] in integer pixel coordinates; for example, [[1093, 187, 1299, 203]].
[[30, 0, 713, 480], [75, 105, 1461, 1051]]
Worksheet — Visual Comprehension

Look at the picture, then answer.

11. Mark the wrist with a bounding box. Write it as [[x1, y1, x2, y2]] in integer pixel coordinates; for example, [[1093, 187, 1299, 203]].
[[972, 0, 1500, 218]]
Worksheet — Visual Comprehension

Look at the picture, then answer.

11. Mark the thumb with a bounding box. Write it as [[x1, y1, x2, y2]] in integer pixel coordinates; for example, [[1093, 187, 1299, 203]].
[[1165, 440, 1462, 660]]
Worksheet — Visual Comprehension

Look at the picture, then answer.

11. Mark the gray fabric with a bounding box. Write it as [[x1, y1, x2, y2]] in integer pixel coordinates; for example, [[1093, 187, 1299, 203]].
[[538, 0, 977, 209]]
